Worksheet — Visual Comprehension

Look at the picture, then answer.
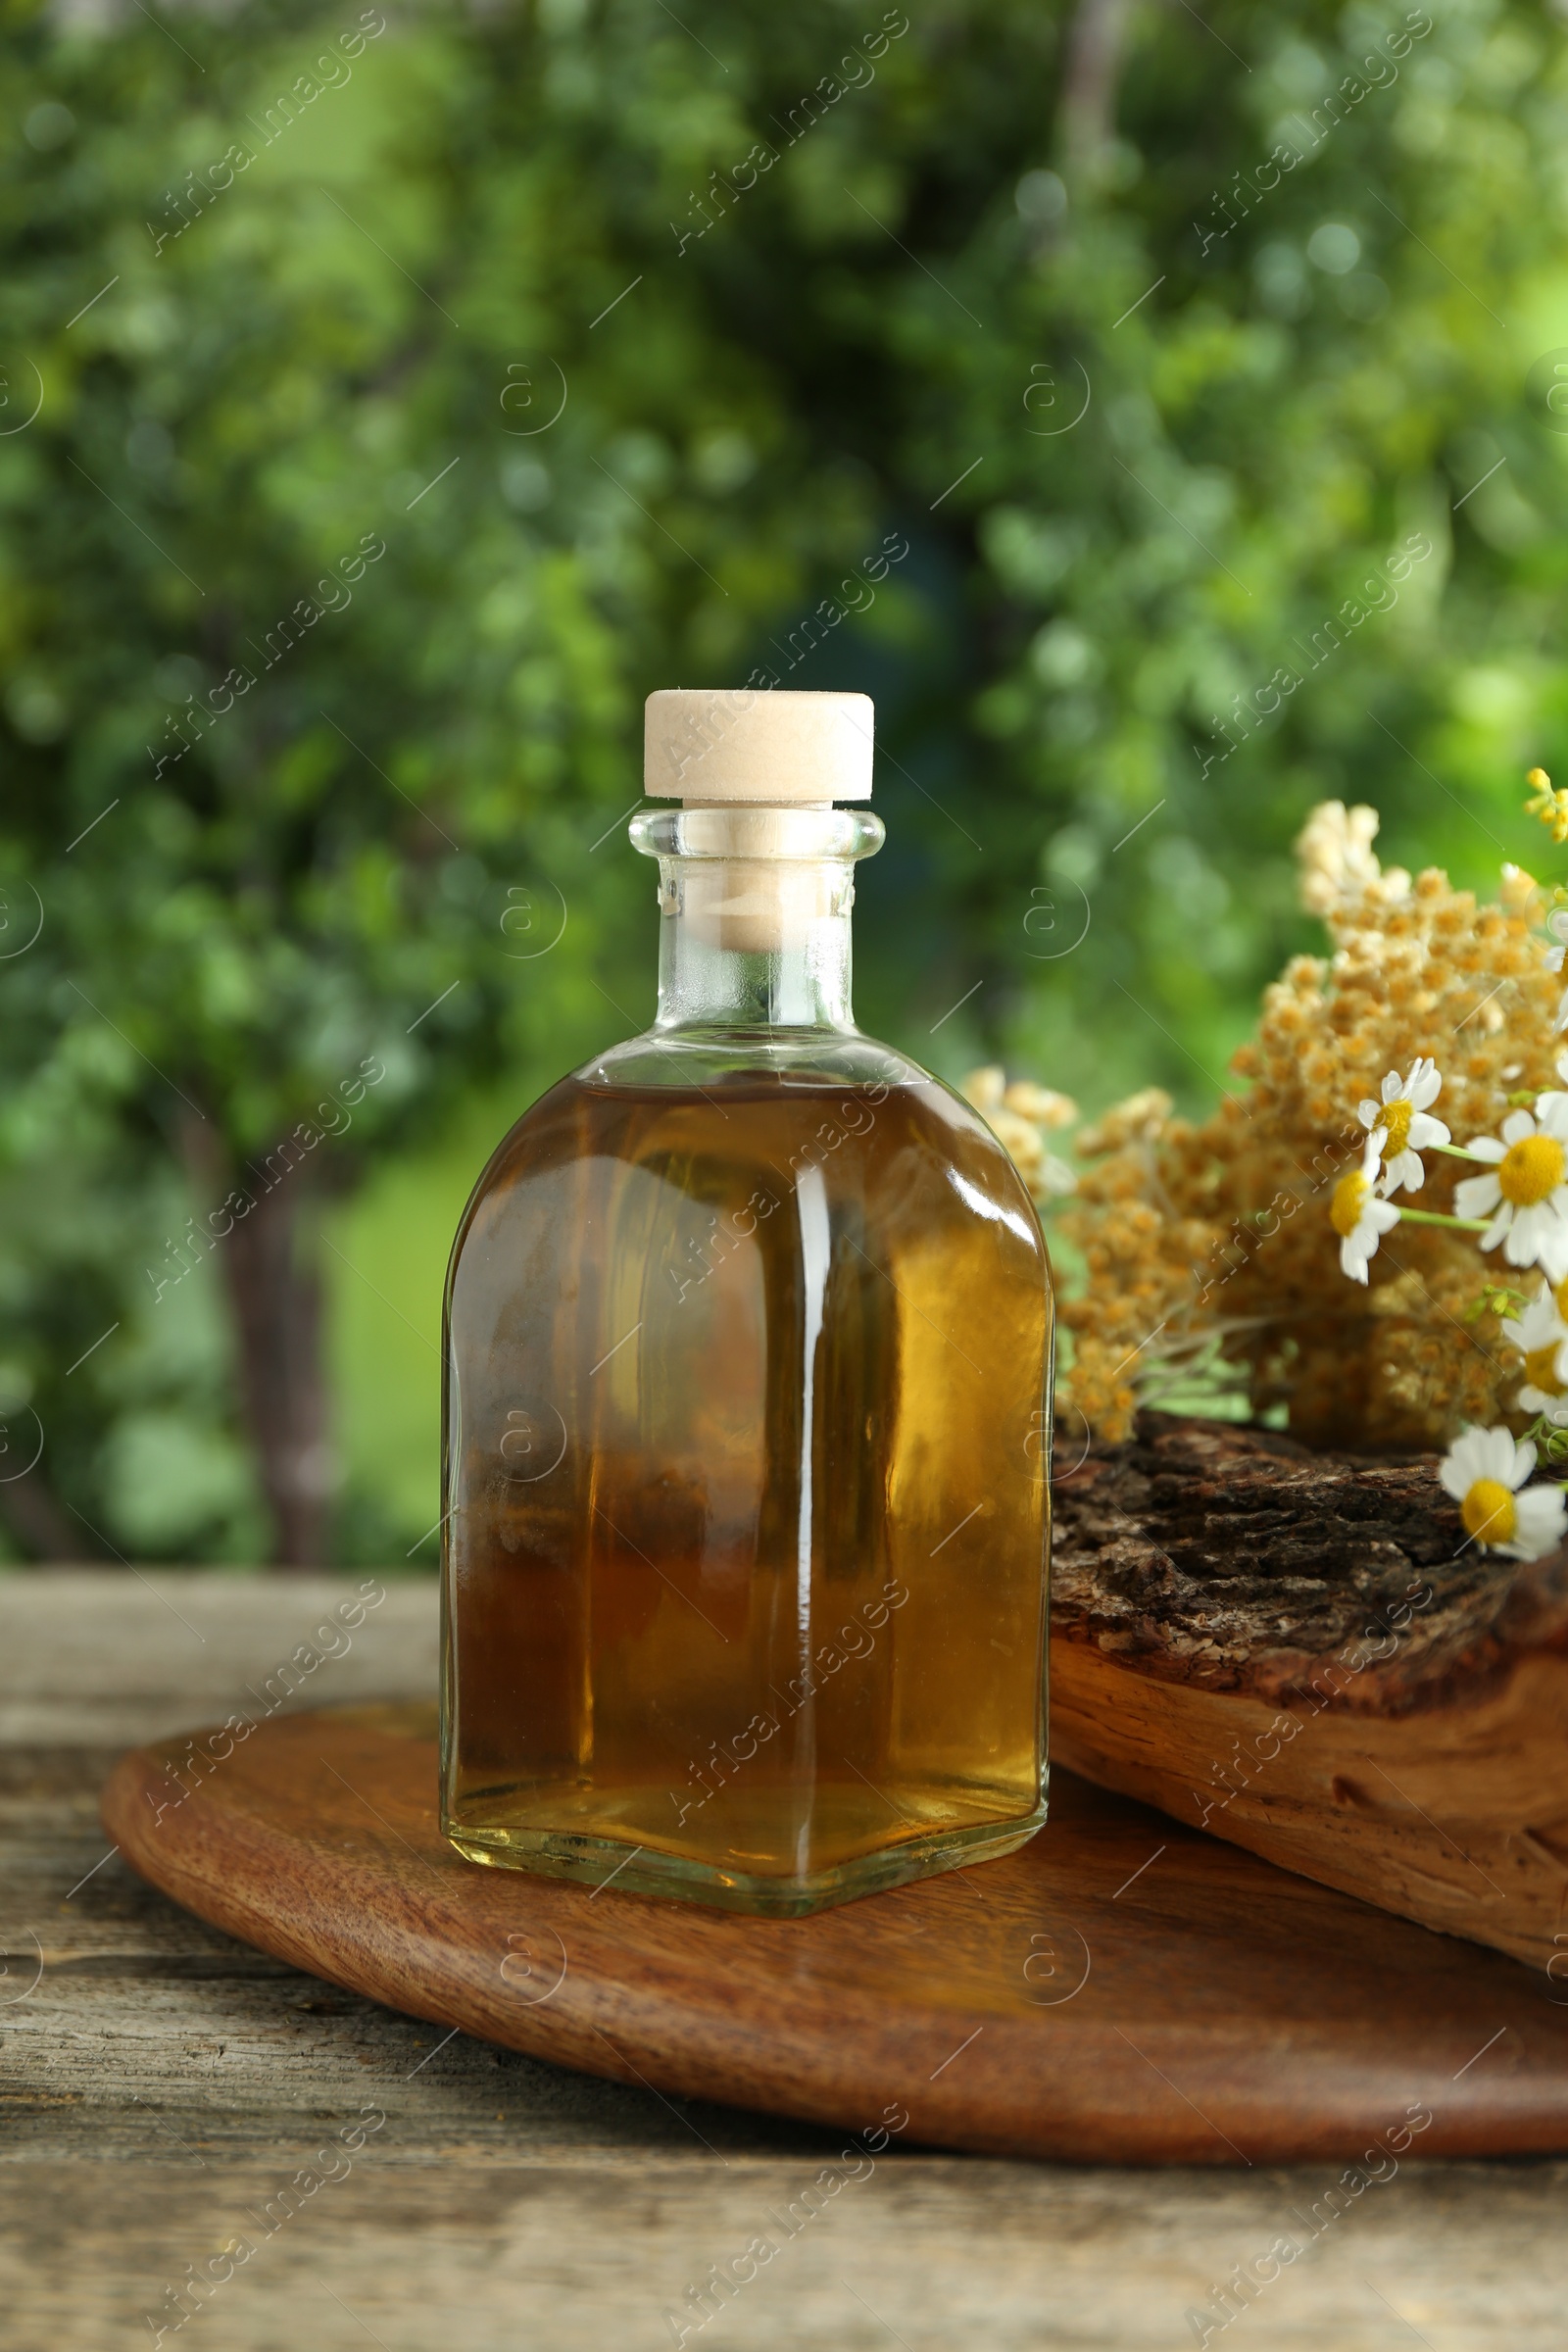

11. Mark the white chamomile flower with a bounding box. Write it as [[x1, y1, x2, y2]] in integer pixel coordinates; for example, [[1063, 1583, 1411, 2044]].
[[1499, 1292, 1568, 1423], [1331, 1135, 1400, 1284], [1455, 1098, 1568, 1279], [1439, 1424, 1568, 1561], [1356, 1056, 1450, 1196], [1545, 907, 1568, 974]]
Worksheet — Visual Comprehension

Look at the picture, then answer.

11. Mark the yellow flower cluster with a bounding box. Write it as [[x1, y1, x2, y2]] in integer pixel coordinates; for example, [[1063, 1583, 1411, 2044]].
[[960, 1066, 1080, 1198], [971, 800, 1567, 1450], [1525, 766, 1568, 845]]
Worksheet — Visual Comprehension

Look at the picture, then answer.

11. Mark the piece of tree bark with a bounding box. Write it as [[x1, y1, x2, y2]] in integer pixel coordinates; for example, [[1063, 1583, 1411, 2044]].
[[1050, 1411, 1568, 1975]]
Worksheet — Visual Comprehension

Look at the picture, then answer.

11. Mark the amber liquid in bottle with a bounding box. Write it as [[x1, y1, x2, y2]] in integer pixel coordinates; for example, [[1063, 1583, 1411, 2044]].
[[442, 802, 1052, 1913]]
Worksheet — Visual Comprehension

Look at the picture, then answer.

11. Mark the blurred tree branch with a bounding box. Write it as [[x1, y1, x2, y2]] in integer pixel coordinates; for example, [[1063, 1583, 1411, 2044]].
[[1056, 0, 1132, 176]]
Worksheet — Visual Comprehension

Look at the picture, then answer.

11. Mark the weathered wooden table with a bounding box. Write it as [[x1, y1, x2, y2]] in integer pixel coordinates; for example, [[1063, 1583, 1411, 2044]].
[[4, 1572, 1565, 2351]]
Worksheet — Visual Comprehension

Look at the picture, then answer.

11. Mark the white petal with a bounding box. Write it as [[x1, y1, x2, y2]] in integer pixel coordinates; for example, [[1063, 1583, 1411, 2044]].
[[1534, 1220, 1568, 1285], [1454, 1172, 1502, 1219], [1503, 1212, 1545, 1268], [1508, 1485, 1567, 1560], [1465, 1137, 1507, 1163], [1557, 1049, 1568, 1087], [1407, 1112, 1450, 1150], [1358, 1102, 1380, 1132], [1367, 1200, 1400, 1235], [1341, 1235, 1369, 1283], [1439, 1420, 1494, 1477], [1538, 1094, 1568, 1143], [1481, 1426, 1520, 1484], [1408, 1064, 1443, 1109], [1381, 1071, 1402, 1104], [1502, 1109, 1538, 1147], [1505, 1200, 1568, 1273], [1481, 1205, 1513, 1255], [1443, 1427, 1493, 1494], [1453, 1425, 1492, 1472], [1513, 1486, 1561, 1531], [1511, 1436, 1539, 1488], [1507, 1297, 1566, 1348], [1381, 1151, 1423, 1197], [1548, 946, 1567, 973]]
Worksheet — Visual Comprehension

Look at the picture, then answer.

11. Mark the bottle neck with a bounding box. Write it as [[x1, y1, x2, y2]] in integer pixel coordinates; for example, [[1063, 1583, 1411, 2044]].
[[657, 882, 856, 1030], [630, 804, 883, 1036]]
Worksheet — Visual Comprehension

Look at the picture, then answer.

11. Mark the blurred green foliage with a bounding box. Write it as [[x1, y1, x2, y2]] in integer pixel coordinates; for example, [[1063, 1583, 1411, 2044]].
[[2, 0, 1566, 1560]]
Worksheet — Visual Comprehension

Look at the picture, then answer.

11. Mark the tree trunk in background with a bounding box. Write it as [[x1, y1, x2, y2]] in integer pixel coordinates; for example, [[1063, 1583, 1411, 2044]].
[[0, 1463, 97, 1561], [219, 1165, 334, 1569], [1057, 0, 1132, 175]]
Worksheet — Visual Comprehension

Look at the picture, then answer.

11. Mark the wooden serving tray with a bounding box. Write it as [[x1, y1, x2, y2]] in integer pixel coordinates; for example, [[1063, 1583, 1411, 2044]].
[[103, 1704, 1568, 2164]]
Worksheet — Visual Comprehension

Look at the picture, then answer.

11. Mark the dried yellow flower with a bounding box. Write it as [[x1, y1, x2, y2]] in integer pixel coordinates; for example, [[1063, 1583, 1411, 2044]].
[[1076, 1089, 1173, 1158], [1002, 1079, 1078, 1129], [959, 1069, 1078, 1200], [960, 1065, 1005, 1114], [1046, 796, 1566, 1449]]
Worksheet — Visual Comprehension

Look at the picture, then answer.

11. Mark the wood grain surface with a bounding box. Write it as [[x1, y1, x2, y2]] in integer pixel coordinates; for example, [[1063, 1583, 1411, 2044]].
[[7, 1569, 1568, 2352], [1052, 1639, 1568, 1974], [103, 1700, 1568, 2167]]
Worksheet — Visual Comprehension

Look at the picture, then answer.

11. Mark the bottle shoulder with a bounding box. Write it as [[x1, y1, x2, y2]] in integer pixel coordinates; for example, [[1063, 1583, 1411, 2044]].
[[577, 1025, 928, 1097], [450, 1042, 1047, 1283], [510, 1031, 1020, 1179]]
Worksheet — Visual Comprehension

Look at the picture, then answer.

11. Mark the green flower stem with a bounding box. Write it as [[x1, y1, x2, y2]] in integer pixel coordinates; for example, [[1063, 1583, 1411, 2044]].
[[1521, 1411, 1568, 1467], [1431, 1142, 1497, 1162], [1397, 1207, 1491, 1231]]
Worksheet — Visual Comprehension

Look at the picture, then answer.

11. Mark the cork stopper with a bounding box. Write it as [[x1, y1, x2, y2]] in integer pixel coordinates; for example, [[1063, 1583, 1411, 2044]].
[[645, 689, 873, 805]]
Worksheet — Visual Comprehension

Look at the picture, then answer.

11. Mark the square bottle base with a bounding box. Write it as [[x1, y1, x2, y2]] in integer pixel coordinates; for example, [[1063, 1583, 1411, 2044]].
[[443, 1801, 1050, 1917]]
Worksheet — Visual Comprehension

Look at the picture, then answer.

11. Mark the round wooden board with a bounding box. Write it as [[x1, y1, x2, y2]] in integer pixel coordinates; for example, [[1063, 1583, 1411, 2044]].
[[103, 1704, 1568, 2165]]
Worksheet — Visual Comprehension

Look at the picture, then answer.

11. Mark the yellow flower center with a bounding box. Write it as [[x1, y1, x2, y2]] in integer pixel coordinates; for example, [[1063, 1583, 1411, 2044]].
[[1525, 1345, 1567, 1397], [1461, 1478, 1517, 1545], [1380, 1099, 1413, 1157], [1554, 1274, 1568, 1325], [1331, 1171, 1368, 1238], [1498, 1132, 1566, 1208]]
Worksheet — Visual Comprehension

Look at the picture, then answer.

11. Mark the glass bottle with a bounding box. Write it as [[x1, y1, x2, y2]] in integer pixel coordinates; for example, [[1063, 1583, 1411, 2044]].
[[442, 688, 1053, 1914]]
